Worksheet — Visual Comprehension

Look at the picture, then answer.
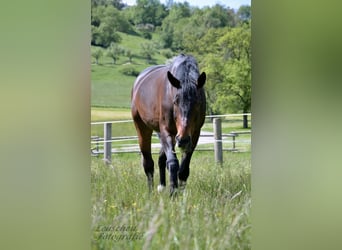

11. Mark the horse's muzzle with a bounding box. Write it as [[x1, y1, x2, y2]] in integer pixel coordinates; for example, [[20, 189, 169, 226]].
[[175, 135, 191, 150]]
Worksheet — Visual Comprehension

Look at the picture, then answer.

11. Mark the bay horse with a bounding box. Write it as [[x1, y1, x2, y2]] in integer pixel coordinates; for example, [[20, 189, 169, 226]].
[[131, 54, 206, 195]]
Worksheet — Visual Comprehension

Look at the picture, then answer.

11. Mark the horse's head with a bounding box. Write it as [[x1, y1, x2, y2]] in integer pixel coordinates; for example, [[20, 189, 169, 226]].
[[167, 71, 206, 151]]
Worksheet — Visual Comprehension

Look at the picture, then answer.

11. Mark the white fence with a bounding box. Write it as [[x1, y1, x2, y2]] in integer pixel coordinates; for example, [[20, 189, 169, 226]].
[[91, 114, 251, 164]]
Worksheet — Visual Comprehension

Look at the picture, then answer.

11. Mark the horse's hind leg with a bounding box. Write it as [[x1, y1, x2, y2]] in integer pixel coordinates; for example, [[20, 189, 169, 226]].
[[142, 150, 154, 193], [157, 150, 166, 192], [133, 117, 154, 192]]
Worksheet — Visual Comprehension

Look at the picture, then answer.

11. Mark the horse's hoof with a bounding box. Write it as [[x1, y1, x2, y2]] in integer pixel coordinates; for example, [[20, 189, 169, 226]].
[[179, 180, 187, 190], [170, 187, 179, 197], [157, 185, 165, 193]]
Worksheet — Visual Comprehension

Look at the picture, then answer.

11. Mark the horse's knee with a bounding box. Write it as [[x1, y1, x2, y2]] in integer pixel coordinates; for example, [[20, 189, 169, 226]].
[[166, 159, 179, 172]]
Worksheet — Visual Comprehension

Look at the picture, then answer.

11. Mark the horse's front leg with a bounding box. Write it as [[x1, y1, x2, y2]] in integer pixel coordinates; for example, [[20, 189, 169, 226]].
[[159, 132, 179, 194], [178, 151, 193, 191], [132, 116, 154, 193], [178, 130, 200, 190]]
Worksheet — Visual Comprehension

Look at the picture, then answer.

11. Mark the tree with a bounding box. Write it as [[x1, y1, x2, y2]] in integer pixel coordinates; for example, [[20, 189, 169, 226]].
[[92, 48, 103, 64], [140, 42, 156, 63], [218, 23, 251, 128], [160, 4, 237, 52], [200, 24, 251, 128], [91, 5, 132, 47], [237, 5, 251, 23], [202, 4, 236, 28], [201, 54, 225, 116], [106, 43, 124, 64], [91, 0, 125, 9], [159, 2, 192, 49], [132, 0, 167, 27], [196, 27, 228, 55], [92, 22, 122, 48], [125, 49, 134, 63]]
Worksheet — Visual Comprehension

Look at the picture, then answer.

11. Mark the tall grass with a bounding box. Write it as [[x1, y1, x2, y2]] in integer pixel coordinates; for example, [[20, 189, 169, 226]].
[[91, 151, 251, 249]]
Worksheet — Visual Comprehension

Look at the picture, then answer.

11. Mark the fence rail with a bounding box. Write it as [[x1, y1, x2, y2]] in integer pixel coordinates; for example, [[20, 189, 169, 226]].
[[90, 114, 251, 125], [91, 114, 251, 164]]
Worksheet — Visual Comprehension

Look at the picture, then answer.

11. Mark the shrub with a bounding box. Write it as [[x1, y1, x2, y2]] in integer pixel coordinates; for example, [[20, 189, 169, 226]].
[[142, 31, 152, 40], [120, 66, 140, 77], [161, 49, 173, 59]]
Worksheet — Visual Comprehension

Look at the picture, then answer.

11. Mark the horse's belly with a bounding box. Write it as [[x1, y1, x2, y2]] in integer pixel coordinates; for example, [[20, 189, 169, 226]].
[[132, 96, 160, 130], [141, 115, 160, 131], [131, 66, 168, 133]]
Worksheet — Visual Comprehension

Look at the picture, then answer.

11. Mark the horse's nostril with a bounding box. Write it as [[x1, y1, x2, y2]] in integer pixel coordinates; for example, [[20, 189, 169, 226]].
[[176, 135, 190, 147]]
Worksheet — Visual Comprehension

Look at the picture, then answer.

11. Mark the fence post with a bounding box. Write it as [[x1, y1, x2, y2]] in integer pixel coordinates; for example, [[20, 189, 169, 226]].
[[103, 122, 112, 164], [232, 134, 236, 150], [213, 118, 223, 164]]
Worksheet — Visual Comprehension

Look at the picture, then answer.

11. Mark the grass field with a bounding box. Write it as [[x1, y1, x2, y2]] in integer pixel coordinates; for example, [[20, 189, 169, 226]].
[[91, 107, 133, 121], [91, 108, 251, 249], [91, 108, 251, 132], [91, 32, 172, 108], [91, 151, 251, 250], [91, 31, 251, 249]]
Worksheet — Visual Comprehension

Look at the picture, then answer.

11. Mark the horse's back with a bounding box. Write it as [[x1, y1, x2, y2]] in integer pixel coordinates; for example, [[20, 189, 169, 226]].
[[132, 65, 166, 93], [131, 65, 168, 131]]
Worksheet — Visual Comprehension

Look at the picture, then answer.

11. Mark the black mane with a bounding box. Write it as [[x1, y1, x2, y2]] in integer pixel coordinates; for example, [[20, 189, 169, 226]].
[[169, 54, 203, 111], [169, 54, 200, 86]]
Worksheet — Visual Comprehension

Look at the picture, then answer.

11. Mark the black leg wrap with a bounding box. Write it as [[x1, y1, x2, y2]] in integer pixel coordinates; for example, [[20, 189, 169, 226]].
[[166, 159, 179, 171], [167, 159, 179, 193]]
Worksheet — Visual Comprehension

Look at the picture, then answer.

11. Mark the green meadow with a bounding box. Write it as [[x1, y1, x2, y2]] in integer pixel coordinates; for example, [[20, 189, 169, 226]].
[[91, 151, 251, 250], [91, 32, 170, 108], [90, 109, 251, 249]]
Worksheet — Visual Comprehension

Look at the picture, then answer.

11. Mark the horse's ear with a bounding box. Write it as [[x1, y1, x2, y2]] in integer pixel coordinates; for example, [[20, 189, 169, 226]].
[[197, 72, 206, 89], [167, 71, 181, 89]]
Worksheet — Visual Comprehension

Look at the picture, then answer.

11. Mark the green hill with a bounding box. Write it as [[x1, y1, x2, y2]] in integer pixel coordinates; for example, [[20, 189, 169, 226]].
[[91, 32, 173, 108]]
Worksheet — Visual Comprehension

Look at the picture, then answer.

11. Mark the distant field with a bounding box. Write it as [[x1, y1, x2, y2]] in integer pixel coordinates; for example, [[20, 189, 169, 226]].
[[91, 61, 139, 108], [91, 107, 251, 132], [91, 108, 136, 138], [91, 107, 132, 121], [91, 32, 172, 108]]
